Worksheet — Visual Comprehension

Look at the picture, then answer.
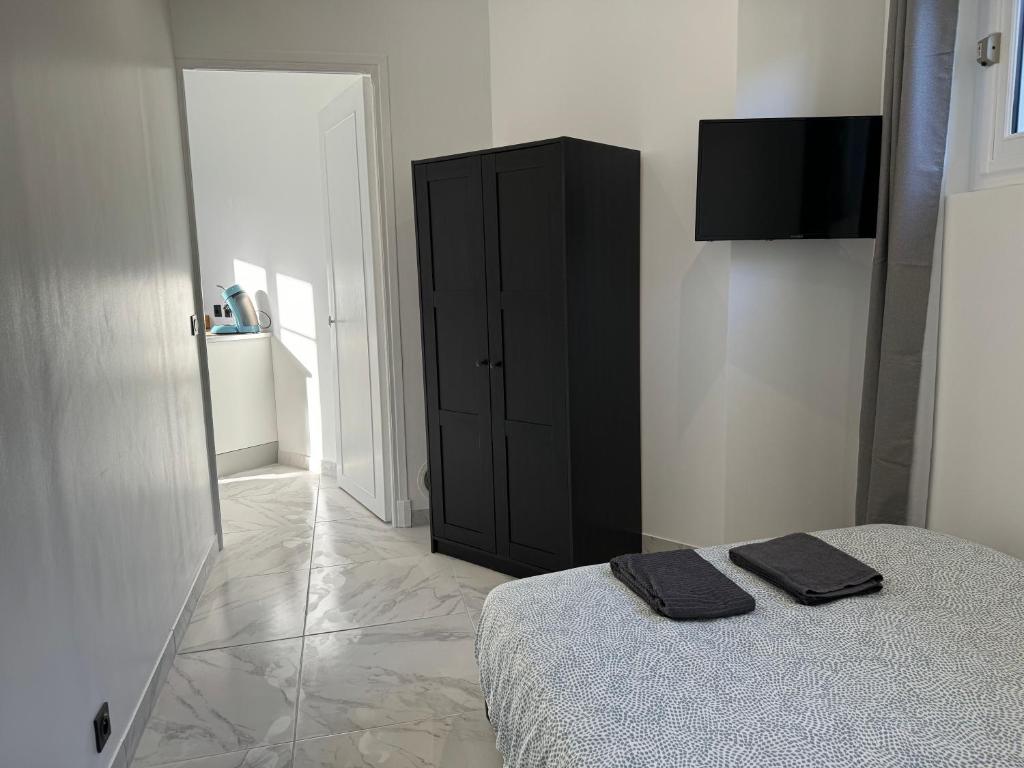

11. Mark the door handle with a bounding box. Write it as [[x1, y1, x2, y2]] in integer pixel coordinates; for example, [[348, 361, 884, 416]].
[[475, 358, 489, 367], [328, 315, 337, 326], [489, 360, 503, 369]]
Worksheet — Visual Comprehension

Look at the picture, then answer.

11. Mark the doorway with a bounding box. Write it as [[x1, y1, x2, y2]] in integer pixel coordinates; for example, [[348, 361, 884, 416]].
[[179, 66, 407, 530], [130, 60, 509, 768]]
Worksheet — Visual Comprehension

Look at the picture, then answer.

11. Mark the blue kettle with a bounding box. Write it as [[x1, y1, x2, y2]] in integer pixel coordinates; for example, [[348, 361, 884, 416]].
[[210, 284, 263, 334]]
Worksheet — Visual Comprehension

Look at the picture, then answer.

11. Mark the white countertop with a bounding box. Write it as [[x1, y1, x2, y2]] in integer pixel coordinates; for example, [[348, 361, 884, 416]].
[[205, 331, 271, 344]]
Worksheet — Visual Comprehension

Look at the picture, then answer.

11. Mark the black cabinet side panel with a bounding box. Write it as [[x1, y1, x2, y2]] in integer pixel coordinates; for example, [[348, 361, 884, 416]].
[[564, 141, 642, 563]]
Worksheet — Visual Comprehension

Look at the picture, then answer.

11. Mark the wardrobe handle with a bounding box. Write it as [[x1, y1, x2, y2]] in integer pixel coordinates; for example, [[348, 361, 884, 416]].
[[475, 358, 489, 368], [490, 360, 503, 369]]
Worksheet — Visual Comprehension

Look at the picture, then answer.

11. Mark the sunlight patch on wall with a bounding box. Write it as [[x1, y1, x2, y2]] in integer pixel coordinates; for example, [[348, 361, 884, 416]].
[[277, 273, 322, 465], [233, 259, 268, 297], [277, 273, 317, 339]]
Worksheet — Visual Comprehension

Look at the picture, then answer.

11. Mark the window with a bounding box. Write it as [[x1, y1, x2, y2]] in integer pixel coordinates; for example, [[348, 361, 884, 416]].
[[972, 0, 1024, 187], [1014, 7, 1024, 133]]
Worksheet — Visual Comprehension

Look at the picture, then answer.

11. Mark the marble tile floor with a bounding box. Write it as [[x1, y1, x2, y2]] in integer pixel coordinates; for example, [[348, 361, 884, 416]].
[[133, 464, 510, 768]]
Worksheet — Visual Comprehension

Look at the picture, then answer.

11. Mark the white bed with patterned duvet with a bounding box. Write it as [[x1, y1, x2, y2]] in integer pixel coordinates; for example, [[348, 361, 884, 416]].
[[475, 525, 1024, 767]]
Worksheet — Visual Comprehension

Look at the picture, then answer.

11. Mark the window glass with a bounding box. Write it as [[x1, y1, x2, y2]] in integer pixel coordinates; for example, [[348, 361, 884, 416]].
[[1014, 7, 1024, 133]]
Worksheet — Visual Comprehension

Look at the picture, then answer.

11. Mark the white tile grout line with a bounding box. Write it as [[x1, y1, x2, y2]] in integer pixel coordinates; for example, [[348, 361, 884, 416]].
[[174, 609, 476, 657], [451, 564, 476, 626], [291, 707, 489, 748], [291, 473, 321, 766]]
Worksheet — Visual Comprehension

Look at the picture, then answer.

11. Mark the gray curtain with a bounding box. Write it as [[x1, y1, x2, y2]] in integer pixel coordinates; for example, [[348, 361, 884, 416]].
[[857, 0, 959, 527]]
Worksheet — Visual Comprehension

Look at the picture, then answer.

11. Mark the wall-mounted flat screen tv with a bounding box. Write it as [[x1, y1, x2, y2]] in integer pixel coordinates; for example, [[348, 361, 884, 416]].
[[695, 116, 882, 241]]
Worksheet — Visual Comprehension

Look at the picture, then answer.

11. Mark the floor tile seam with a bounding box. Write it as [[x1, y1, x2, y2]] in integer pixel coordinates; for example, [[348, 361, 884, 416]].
[[135, 735, 295, 768], [292, 474, 324, 766], [290, 479, 319, 759], [177, 631, 307, 656], [313, 518, 423, 533], [203, 564, 313, 585], [307, 551, 444, 574], [221, 524, 315, 537], [301, 607, 475, 640], [204, 561, 314, 587], [293, 706, 489, 745], [450, 569, 476, 625]]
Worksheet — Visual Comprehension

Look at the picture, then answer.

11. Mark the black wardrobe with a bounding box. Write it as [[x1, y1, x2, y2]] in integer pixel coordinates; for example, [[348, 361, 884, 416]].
[[412, 137, 640, 577]]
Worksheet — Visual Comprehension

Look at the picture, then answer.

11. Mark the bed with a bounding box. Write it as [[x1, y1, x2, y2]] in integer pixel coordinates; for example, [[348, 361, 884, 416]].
[[476, 524, 1024, 767]]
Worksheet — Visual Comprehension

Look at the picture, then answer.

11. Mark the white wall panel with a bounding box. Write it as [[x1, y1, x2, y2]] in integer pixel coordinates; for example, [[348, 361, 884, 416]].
[[930, 184, 1024, 560], [0, 1, 216, 765]]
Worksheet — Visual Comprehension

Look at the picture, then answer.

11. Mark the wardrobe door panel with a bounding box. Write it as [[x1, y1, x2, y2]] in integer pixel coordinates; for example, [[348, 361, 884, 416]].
[[482, 144, 570, 568], [504, 423, 567, 570], [495, 159, 558, 425], [415, 157, 495, 552], [500, 296, 554, 425], [496, 168, 551, 291], [433, 297, 485, 414], [427, 176, 478, 291], [437, 413, 492, 535]]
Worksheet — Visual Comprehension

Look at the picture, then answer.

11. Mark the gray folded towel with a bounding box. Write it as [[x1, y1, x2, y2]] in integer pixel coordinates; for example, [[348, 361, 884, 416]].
[[610, 549, 755, 620], [729, 532, 883, 605]]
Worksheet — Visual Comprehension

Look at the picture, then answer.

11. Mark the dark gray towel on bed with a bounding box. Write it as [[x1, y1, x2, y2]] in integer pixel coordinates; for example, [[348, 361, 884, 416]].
[[729, 532, 883, 605], [610, 549, 755, 620]]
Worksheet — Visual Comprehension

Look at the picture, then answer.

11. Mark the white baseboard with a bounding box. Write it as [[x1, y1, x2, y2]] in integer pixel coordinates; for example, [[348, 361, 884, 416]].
[[319, 459, 337, 479], [113, 536, 217, 768], [411, 504, 430, 527], [395, 498, 413, 527], [277, 449, 310, 470], [215, 442, 278, 477]]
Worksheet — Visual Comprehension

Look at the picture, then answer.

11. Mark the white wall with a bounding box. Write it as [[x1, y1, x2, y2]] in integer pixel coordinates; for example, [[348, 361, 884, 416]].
[[0, 1, 216, 766], [736, 1, 886, 118], [183, 69, 360, 467], [725, 0, 885, 542], [169, 0, 494, 509], [490, 0, 740, 546], [724, 240, 874, 541], [490, 0, 885, 546]]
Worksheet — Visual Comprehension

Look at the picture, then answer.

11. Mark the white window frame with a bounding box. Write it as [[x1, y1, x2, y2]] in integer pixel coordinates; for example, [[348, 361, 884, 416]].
[[973, 0, 1024, 188]]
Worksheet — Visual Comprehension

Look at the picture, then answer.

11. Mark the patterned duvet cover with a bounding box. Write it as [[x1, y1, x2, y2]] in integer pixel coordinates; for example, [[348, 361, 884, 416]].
[[476, 525, 1024, 767]]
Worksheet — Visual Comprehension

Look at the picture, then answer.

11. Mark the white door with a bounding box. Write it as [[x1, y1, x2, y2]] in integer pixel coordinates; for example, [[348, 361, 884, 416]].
[[319, 77, 388, 521]]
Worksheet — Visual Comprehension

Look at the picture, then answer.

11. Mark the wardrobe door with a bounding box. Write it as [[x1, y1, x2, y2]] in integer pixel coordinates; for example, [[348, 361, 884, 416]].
[[482, 145, 571, 570], [414, 157, 496, 552]]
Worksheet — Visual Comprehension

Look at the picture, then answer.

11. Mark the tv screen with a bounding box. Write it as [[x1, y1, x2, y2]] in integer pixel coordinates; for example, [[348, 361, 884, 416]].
[[695, 116, 882, 241]]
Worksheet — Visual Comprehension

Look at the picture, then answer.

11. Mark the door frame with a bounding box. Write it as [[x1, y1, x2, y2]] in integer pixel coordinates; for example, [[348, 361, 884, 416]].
[[174, 53, 412, 529]]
